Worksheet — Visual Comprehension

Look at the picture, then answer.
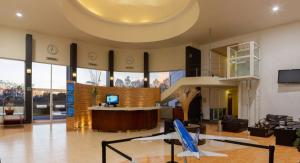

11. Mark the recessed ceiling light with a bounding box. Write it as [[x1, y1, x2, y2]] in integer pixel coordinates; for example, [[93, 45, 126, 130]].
[[16, 12, 23, 18], [272, 5, 280, 12]]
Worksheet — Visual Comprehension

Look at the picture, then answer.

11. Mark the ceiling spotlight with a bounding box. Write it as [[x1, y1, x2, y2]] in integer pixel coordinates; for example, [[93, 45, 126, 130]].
[[16, 12, 23, 18], [272, 5, 280, 12]]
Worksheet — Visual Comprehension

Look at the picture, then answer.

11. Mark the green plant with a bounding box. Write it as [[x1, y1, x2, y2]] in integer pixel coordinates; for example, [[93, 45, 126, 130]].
[[294, 129, 300, 152], [91, 86, 99, 97]]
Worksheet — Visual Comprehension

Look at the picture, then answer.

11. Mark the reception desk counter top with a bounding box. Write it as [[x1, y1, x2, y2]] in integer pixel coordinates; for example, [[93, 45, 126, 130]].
[[88, 106, 171, 111]]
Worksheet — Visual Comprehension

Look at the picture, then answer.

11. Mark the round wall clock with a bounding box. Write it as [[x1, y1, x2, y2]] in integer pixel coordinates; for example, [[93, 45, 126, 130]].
[[126, 56, 135, 65], [47, 44, 59, 55], [88, 52, 97, 61]]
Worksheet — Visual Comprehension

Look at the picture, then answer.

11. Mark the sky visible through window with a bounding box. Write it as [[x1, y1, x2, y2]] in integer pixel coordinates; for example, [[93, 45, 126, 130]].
[[0, 59, 185, 91], [0, 59, 24, 85], [32, 62, 66, 89], [114, 71, 143, 88], [77, 68, 107, 86], [0, 59, 25, 107]]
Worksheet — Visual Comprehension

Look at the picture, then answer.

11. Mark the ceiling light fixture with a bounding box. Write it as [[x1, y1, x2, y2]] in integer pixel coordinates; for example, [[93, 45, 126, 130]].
[[16, 12, 23, 18], [272, 5, 280, 13]]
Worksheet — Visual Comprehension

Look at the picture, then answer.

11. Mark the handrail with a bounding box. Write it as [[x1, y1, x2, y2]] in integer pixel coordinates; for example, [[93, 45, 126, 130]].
[[101, 132, 275, 163]]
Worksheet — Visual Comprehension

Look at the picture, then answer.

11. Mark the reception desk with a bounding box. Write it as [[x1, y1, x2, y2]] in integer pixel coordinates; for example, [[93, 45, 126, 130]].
[[88, 106, 161, 132]]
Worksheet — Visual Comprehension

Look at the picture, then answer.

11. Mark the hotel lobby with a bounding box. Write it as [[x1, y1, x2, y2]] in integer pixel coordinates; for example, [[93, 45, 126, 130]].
[[0, 0, 300, 163]]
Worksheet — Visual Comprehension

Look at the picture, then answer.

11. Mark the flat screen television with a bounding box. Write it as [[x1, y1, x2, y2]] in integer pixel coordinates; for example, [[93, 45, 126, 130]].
[[278, 69, 300, 83], [106, 94, 119, 106]]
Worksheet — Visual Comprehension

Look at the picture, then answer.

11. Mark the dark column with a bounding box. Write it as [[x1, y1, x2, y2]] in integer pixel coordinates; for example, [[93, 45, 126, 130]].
[[108, 50, 114, 87], [144, 52, 149, 88], [24, 34, 32, 123], [68, 43, 77, 82], [186, 46, 201, 77]]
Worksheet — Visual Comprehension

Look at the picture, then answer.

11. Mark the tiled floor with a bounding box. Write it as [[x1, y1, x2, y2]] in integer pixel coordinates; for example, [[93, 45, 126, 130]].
[[0, 122, 299, 163]]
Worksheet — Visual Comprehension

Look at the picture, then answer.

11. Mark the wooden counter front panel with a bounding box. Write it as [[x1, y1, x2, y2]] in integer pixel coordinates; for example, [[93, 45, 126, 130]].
[[71, 83, 160, 129], [92, 110, 158, 132]]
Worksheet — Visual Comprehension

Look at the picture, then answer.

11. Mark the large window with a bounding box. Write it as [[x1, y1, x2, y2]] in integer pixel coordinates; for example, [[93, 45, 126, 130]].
[[32, 63, 67, 120], [0, 58, 25, 115], [77, 68, 107, 86], [150, 70, 185, 92], [114, 72, 144, 88]]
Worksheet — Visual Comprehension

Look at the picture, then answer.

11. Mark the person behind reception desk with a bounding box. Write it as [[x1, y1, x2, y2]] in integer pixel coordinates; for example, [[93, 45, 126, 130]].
[[106, 94, 119, 107]]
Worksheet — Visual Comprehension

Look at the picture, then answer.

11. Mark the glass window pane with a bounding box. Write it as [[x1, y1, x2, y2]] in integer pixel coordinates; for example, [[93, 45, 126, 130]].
[[150, 72, 170, 89], [114, 72, 143, 88], [170, 70, 185, 85], [237, 58, 250, 76], [77, 68, 107, 86], [254, 58, 259, 77], [52, 65, 67, 90], [150, 70, 185, 92], [0, 59, 25, 115], [32, 62, 51, 89]]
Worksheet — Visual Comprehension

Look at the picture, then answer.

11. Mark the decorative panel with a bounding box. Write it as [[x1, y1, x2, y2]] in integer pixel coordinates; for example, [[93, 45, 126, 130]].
[[69, 83, 160, 129]]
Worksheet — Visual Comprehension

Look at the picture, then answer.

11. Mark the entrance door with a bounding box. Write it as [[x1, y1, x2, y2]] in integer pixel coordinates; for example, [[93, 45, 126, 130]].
[[32, 62, 67, 121]]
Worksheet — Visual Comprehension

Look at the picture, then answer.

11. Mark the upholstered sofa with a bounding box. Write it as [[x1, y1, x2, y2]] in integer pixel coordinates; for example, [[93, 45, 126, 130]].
[[221, 115, 248, 132]]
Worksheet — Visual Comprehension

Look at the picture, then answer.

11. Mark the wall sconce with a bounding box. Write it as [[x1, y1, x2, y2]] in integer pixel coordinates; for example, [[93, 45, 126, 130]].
[[26, 68, 32, 74], [144, 77, 148, 82], [110, 76, 114, 80], [72, 72, 77, 77]]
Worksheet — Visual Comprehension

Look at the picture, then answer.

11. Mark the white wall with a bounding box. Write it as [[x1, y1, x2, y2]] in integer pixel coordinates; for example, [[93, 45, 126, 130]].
[[77, 42, 109, 70], [200, 21, 300, 123], [0, 25, 187, 72], [0, 26, 26, 60], [33, 33, 72, 65], [149, 46, 186, 72]]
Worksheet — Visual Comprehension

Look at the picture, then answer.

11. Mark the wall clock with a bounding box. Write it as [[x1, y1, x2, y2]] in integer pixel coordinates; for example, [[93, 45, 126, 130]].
[[126, 56, 135, 65], [47, 44, 59, 55], [88, 52, 97, 61]]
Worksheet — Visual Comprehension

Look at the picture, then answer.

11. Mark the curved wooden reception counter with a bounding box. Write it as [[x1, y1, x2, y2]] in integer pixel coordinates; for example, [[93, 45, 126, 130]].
[[88, 106, 159, 132]]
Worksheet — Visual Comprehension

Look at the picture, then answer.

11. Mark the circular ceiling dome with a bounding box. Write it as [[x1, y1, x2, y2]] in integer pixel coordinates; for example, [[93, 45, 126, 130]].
[[59, 0, 200, 43], [76, 0, 191, 25]]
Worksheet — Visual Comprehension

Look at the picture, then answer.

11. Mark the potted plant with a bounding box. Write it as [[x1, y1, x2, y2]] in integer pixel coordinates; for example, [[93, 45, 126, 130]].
[[89, 70, 101, 106], [5, 102, 14, 115], [294, 129, 300, 152], [91, 86, 99, 106]]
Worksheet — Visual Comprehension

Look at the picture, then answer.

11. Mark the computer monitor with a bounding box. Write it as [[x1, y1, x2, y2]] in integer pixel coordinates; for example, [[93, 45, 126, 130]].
[[106, 94, 119, 106]]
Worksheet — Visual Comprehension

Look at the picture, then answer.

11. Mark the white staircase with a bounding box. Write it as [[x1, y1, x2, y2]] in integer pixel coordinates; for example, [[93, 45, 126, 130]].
[[161, 76, 238, 102]]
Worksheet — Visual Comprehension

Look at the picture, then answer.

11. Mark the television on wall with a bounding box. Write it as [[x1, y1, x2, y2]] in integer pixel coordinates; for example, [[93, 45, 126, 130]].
[[106, 94, 119, 106], [278, 69, 300, 83]]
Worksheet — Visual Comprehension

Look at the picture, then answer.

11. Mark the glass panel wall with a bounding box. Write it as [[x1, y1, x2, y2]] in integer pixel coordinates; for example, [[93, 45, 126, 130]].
[[114, 72, 143, 88], [150, 72, 170, 91], [150, 70, 185, 92], [77, 68, 107, 86], [52, 65, 67, 120], [0, 59, 25, 119], [32, 63, 67, 120], [32, 63, 51, 120], [227, 41, 260, 79]]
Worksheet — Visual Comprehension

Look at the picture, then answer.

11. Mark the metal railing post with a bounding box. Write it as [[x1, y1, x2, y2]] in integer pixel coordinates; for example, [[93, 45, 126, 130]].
[[102, 141, 107, 163], [269, 145, 275, 163], [167, 139, 177, 163]]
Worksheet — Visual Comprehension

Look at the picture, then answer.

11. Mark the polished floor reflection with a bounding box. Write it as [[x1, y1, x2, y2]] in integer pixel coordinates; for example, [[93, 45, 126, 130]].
[[0, 122, 299, 163]]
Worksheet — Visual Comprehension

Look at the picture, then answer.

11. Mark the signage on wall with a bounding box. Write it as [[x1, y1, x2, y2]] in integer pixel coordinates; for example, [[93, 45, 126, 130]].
[[88, 51, 98, 66], [67, 82, 75, 117], [125, 56, 135, 69]]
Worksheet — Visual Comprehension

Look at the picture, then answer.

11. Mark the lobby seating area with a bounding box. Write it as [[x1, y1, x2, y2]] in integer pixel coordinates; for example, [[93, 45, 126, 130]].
[[1, 0, 300, 162], [248, 114, 300, 147], [221, 115, 248, 133]]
